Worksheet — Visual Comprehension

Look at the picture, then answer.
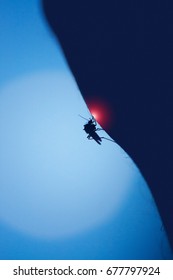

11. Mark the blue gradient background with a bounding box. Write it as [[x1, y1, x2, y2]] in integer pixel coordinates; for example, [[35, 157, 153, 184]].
[[0, 0, 172, 259]]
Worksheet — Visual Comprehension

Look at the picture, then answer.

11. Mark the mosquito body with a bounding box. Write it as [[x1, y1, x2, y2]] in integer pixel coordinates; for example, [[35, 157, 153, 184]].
[[79, 114, 115, 145], [84, 117, 102, 144], [79, 115, 102, 144]]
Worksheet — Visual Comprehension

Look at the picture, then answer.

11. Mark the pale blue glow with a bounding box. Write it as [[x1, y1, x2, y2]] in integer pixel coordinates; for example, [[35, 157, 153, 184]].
[[0, 71, 136, 238]]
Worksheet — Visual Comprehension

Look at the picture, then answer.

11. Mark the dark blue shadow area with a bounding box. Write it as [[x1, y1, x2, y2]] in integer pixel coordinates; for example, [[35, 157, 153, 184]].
[[42, 0, 173, 249]]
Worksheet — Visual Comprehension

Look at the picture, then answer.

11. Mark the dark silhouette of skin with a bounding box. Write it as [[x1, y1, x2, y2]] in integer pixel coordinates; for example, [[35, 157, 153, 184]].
[[42, 0, 173, 251]]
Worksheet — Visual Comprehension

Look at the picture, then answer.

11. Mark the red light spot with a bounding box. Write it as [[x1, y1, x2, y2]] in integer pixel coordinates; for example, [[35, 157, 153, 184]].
[[86, 98, 114, 129]]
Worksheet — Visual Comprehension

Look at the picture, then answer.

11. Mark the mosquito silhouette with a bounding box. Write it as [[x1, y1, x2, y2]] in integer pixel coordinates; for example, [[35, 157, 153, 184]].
[[79, 114, 115, 145]]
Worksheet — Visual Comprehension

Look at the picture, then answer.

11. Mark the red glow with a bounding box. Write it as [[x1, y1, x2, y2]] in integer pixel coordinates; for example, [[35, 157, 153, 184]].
[[87, 98, 113, 129]]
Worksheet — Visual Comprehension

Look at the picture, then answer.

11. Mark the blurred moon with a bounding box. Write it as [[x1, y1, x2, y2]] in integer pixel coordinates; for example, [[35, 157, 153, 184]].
[[0, 71, 135, 238]]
